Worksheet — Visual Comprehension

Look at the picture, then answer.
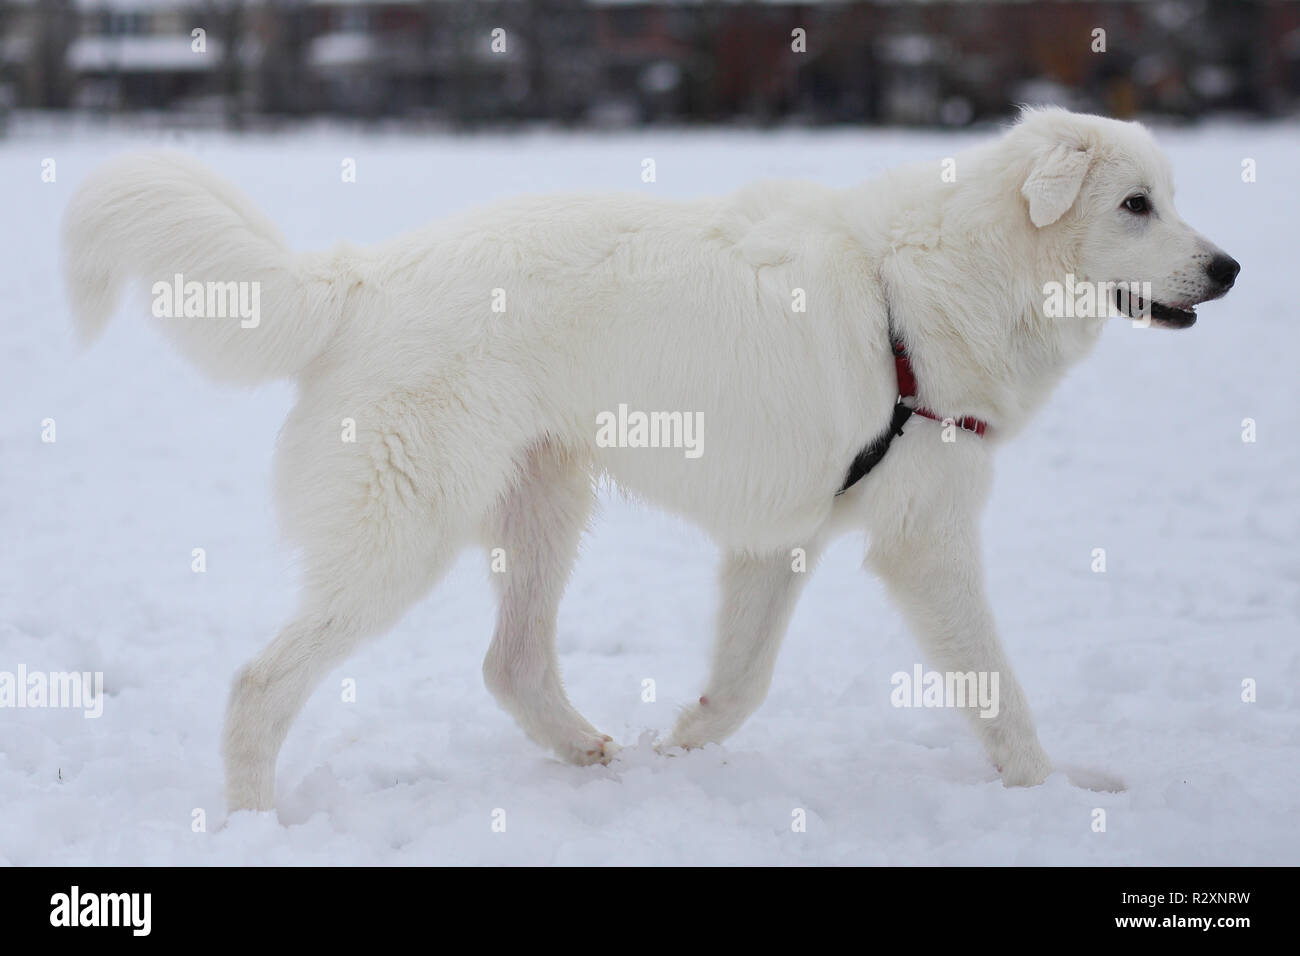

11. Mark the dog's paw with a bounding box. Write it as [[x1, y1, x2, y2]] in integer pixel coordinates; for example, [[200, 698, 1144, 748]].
[[653, 738, 679, 756], [660, 697, 735, 753], [659, 731, 709, 754], [560, 733, 620, 767], [995, 750, 1054, 788], [657, 734, 695, 754]]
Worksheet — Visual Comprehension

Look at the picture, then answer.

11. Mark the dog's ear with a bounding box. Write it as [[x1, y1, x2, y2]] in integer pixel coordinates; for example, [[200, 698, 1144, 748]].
[[1021, 143, 1092, 228]]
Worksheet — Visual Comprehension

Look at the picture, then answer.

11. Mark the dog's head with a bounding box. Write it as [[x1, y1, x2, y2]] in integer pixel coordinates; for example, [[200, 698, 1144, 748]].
[[1011, 107, 1238, 328]]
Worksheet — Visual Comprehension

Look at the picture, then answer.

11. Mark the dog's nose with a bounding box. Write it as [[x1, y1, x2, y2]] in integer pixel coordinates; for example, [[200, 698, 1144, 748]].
[[1206, 254, 1240, 290]]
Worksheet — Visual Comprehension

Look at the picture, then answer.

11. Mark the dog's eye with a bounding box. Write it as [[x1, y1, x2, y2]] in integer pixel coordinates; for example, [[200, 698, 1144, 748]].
[[1123, 195, 1150, 214]]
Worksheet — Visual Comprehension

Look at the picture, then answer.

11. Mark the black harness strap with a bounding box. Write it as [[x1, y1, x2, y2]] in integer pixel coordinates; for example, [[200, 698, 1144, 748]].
[[835, 322, 989, 497], [835, 399, 912, 496]]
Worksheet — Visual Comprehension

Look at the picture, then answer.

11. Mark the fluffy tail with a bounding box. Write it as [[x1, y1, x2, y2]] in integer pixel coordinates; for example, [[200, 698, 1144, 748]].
[[63, 152, 351, 383]]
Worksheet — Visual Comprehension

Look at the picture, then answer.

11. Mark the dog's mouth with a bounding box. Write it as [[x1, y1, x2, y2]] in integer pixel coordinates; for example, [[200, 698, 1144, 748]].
[[1148, 301, 1197, 329], [1114, 289, 1198, 329]]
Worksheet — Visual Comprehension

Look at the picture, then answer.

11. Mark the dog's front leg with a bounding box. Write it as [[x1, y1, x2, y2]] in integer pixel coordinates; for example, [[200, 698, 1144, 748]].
[[868, 515, 1053, 787], [663, 541, 820, 751], [862, 435, 1052, 786]]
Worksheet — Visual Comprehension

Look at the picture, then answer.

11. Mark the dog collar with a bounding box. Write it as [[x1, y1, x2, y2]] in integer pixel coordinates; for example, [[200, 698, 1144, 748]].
[[836, 338, 988, 496]]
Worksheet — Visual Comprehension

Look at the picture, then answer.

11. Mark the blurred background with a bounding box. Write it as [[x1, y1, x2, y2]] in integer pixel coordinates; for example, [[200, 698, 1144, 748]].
[[3, 0, 1299, 868], [2, 0, 1298, 130]]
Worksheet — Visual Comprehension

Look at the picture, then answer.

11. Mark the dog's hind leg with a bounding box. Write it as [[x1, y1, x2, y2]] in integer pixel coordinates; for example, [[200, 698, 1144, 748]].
[[663, 541, 820, 751], [481, 441, 615, 765], [222, 534, 457, 812], [224, 609, 371, 813], [223, 395, 493, 812]]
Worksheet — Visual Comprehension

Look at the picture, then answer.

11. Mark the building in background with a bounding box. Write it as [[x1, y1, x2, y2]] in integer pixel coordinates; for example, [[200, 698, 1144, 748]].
[[0, 0, 1297, 125], [68, 1, 226, 112]]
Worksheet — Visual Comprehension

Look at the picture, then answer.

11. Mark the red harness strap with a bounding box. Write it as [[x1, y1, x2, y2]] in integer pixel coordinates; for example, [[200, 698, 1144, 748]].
[[836, 337, 990, 495], [892, 339, 988, 437]]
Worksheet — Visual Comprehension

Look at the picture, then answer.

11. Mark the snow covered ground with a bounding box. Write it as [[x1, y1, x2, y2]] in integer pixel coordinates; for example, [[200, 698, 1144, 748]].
[[1, 119, 1297, 865]]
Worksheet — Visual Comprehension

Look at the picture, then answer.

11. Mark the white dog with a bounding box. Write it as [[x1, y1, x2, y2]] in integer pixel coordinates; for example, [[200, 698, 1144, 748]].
[[63, 108, 1238, 811]]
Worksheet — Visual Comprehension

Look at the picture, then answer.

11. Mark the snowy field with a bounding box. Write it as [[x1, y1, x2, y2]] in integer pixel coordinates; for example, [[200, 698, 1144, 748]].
[[1, 118, 1297, 866]]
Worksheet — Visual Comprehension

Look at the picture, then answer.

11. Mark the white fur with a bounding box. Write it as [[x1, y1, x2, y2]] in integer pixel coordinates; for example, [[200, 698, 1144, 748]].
[[62, 109, 1235, 811]]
